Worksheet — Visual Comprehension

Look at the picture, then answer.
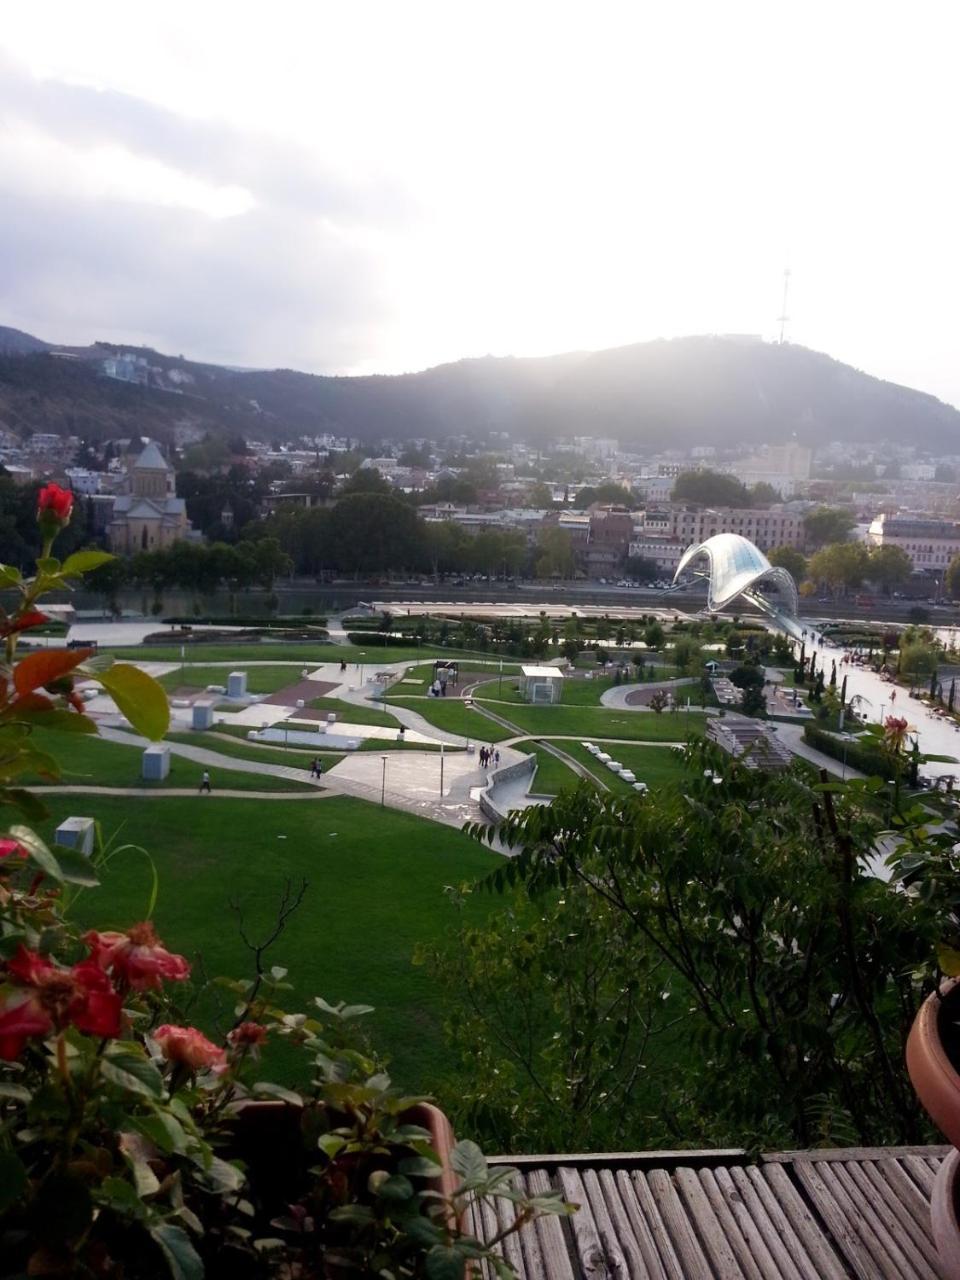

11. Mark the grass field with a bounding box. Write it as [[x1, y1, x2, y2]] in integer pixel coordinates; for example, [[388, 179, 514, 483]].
[[159, 665, 304, 695], [475, 676, 616, 706], [546, 741, 690, 795], [524, 745, 587, 796], [309, 696, 400, 727], [387, 698, 514, 742], [109, 643, 509, 665], [166, 732, 345, 773], [496, 703, 707, 742], [22, 729, 314, 793], [35, 794, 498, 1087]]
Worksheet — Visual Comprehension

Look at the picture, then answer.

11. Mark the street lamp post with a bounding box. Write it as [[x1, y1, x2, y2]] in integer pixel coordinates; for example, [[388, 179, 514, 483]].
[[498, 657, 503, 698], [439, 742, 445, 796], [380, 755, 388, 807]]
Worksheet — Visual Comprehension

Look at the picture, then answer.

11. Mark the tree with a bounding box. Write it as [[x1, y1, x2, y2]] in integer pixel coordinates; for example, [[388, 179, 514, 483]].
[[671, 637, 703, 674], [748, 481, 781, 505], [740, 684, 767, 717], [643, 621, 665, 649], [572, 482, 634, 509], [807, 542, 870, 595], [945, 552, 960, 601], [535, 527, 576, 579], [803, 507, 856, 549], [767, 545, 807, 582], [647, 689, 670, 713], [671, 470, 751, 507], [868, 545, 912, 595], [339, 467, 393, 497], [624, 555, 658, 582], [526, 481, 555, 508], [326, 493, 427, 576]]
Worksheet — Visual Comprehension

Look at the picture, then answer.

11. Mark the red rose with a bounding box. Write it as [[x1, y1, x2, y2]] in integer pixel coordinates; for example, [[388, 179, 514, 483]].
[[0, 945, 122, 1059], [153, 1024, 225, 1072], [0, 839, 27, 861], [36, 483, 74, 524], [84, 922, 190, 991], [227, 1021, 269, 1052]]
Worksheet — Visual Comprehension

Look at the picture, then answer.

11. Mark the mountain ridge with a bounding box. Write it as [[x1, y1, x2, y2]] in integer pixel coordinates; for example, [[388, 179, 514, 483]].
[[0, 326, 957, 453]]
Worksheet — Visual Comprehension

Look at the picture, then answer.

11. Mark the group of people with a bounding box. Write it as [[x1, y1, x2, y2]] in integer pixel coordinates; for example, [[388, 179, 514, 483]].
[[309, 757, 324, 778], [478, 746, 499, 769]]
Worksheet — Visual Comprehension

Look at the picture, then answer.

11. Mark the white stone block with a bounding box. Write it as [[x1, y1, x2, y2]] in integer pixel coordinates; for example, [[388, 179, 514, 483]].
[[192, 699, 215, 730], [142, 744, 171, 781], [327, 712, 336, 723], [55, 816, 95, 857], [227, 671, 248, 699]]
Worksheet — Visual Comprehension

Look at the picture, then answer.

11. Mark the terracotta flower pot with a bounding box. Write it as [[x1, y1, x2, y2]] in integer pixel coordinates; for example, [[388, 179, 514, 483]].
[[906, 978, 960, 1149], [932, 1150, 960, 1280]]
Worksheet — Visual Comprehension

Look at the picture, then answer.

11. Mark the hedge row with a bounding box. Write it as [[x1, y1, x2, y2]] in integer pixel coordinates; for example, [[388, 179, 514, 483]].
[[802, 723, 888, 776], [163, 615, 328, 628]]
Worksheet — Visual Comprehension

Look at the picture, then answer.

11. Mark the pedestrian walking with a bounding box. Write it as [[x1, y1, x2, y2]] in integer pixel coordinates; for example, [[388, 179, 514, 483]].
[[199, 770, 211, 794], [479, 746, 487, 767], [309, 757, 319, 778], [493, 749, 500, 767]]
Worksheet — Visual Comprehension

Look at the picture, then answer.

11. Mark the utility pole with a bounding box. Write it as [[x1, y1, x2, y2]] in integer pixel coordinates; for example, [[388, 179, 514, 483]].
[[777, 267, 791, 345]]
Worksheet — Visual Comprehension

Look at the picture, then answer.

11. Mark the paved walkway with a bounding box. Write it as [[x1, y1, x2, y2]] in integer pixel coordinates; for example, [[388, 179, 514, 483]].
[[99, 726, 326, 788], [32, 786, 329, 800], [600, 677, 700, 710]]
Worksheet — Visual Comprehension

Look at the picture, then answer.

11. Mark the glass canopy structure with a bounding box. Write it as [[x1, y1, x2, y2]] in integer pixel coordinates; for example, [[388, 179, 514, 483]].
[[673, 533, 799, 618]]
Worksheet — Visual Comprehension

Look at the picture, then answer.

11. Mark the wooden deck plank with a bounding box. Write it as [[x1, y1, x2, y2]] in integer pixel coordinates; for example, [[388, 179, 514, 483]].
[[757, 1164, 852, 1280], [559, 1166, 626, 1278], [795, 1160, 906, 1280], [579, 1168, 648, 1277], [646, 1168, 716, 1280], [673, 1166, 752, 1278], [527, 1168, 579, 1280], [828, 1160, 937, 1280], [856, 1159, 941, 1275], [903, 1153, 938, 1197], [722, 1166, 810, 1280], [699, 1167, 782, 1280], [597, 1168, 673, 1280], [626, 1170, 688, 1280]]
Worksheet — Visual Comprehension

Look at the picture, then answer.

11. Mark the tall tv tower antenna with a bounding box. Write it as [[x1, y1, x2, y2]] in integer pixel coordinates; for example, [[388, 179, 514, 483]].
[[777, 267, 791, 344]]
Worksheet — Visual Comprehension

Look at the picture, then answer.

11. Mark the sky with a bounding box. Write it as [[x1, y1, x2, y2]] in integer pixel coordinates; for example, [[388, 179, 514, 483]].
[[1, 1, 959, 405]]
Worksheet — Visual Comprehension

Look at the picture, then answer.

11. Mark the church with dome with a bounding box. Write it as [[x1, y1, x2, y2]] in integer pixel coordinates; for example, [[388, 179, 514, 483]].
[[106, 442, 195, 553]]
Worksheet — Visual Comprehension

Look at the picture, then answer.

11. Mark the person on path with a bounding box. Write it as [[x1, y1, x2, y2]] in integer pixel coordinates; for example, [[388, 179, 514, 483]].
[[493, 749, 500, 767], [479, 746, 487, 767], [199, 770, 211, 794], [340, 659, 347, 673], [309, 757, 319, 778]]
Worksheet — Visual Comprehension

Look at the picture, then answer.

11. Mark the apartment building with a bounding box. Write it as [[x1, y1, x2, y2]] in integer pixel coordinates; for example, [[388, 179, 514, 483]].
[[666, 505, 805, 552], [866, 513, 960, 572]]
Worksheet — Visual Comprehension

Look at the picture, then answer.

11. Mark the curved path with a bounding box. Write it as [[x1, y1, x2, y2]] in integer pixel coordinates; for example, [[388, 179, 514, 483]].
[[32, 786, 329, 800]]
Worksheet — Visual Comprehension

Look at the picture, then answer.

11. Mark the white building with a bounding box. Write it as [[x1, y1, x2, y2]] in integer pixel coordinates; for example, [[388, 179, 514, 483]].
[[65, 468, 102, 495], [867, 513, 960, 573]]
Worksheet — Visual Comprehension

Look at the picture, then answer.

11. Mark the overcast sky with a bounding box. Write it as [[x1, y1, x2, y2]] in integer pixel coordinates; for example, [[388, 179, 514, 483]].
[[1, 1, 959, 405]]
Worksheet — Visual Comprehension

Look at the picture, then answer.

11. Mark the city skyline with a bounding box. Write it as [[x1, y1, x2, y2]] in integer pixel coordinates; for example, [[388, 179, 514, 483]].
[[2, 1, 960, 407]]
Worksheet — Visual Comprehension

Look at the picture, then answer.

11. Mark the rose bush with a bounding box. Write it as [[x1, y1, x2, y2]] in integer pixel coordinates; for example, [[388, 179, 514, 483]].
[[0, 492, 572, 1278]]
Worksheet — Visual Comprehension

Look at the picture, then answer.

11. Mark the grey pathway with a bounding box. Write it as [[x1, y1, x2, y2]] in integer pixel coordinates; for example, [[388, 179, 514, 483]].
[[32, 786, 328, 800], [599, 677, 710, 710], [771, 722, 865, 780], [99, 726, 325, 788]]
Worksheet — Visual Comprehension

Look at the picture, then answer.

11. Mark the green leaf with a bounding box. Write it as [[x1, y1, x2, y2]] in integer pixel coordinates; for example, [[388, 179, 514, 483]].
[[251, 1082, 302, 1105], [14, 707, 98, 735], [398, 1155, 443, 1178], [102, 1046, 165, 1100], [450, 1139, 486, 1183], [149, 1223, 204, 1280], [60, 550, 115, 578], [53, 845, 100, 887], [375, 1174, 415, 1202], [0, 563, 22, 587], [8, 824, 63, 883], [132, 1109, 188, 1155], [425, 1244, 467, 1280], [94, 664, 170, 740], [939, 944, 960, 977], [36, 557, 60, 575], [96, 1176, 146, 1218], [0, 1150, 27, 1212], [0, 788, 48, 821], [0, 1082, 32, 1103]]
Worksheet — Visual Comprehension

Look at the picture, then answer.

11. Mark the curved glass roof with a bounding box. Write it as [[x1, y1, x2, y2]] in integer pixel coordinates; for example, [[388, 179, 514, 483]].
[[675, 533, 799, 616]]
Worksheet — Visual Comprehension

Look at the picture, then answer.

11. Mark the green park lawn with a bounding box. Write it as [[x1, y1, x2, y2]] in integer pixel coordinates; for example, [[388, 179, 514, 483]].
[[548, 741, 691, 795], [159, 665, 304, 695], [108, 643, 510, 665], [166, 731, 345, 773], [22, 729, 314, 793], [387, 698, 514, 743], [35, 794, 498, 1088], [309, 696, 400, 727], [524, 745, 588, 796], [475, 676, 616, 706], [494, 703, 706, 742], [388, 661, 523, 696]]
